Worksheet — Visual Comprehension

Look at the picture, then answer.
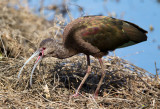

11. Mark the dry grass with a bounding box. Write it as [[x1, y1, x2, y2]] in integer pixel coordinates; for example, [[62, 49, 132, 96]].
[[1, 56, 160, 108], [0, 1, 160, 108]]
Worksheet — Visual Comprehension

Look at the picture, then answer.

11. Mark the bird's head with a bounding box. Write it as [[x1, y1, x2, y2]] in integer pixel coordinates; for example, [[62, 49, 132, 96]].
[[18, 38, 58, 86], [39, 38, 57, 58]]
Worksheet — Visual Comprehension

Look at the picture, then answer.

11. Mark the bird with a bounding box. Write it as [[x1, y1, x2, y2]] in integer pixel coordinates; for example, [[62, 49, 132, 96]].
[[18, 15, 147, 97]]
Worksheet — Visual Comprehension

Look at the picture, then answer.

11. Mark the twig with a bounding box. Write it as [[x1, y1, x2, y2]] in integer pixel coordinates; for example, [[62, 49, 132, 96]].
[[154, 61, 159, 81], [101, 97, 134, 102], [0, 35, 7, 57]]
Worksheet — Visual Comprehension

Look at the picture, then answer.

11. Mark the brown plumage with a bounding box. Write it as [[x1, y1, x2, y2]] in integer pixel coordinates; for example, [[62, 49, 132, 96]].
[[18, 16, 147, 97]]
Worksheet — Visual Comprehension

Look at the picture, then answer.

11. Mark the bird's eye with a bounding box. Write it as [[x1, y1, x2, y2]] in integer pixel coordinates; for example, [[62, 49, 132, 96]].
[[39, 52, 42, 56], [43, 48, 46, 50]]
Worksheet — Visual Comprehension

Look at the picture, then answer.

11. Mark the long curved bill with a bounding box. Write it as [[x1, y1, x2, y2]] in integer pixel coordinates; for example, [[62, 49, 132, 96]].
[[18, 48, 44, 86], [18, 50, 40, 79], [30, 55, 42, 86]]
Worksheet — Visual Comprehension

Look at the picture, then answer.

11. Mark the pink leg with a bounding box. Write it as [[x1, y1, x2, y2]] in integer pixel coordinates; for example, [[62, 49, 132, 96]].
[[94, 58, 105, 97], [73, 55, 91, 97]]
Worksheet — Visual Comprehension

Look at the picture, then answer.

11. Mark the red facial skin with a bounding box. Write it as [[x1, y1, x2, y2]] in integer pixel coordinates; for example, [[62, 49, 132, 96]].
[[35, 48, 45, 63]]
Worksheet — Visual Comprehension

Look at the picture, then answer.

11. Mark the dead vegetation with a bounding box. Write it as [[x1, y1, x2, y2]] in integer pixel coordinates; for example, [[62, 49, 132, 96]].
[[0, 1, 160, 108]]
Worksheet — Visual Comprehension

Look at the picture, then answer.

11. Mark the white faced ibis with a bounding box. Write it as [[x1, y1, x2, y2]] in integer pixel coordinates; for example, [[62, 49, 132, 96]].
[[18, 16, 147, 97]]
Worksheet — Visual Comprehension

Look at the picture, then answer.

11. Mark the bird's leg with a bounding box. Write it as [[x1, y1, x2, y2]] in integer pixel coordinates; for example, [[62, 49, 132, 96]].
[[73, 55, 91, 97], [94, 58, 105, 97]]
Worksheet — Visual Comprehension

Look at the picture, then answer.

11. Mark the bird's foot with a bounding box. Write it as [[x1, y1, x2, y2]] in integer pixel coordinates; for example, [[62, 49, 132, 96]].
[[93, 94, 98, 99], [72, 92, 79, 97], [93, 92, 99, 99]]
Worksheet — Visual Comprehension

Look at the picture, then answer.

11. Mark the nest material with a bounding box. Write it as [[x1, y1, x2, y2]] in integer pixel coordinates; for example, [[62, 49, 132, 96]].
[[0, 1, 160, 109], [0, 56, 160, 108]]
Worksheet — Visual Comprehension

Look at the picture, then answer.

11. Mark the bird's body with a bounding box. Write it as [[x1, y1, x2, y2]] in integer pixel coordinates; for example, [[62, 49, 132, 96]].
[[63, 16, 147, 58], [18, 16, 147, 97]]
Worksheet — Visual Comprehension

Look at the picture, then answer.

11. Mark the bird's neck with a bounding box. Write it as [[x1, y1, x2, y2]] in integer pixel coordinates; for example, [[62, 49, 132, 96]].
[[55, 42, 77, 59]]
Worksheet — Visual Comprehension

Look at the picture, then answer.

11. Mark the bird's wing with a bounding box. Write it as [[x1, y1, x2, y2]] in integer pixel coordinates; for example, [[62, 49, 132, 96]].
[[78, 17, 129, 51], [79, 16, 147, 50]]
